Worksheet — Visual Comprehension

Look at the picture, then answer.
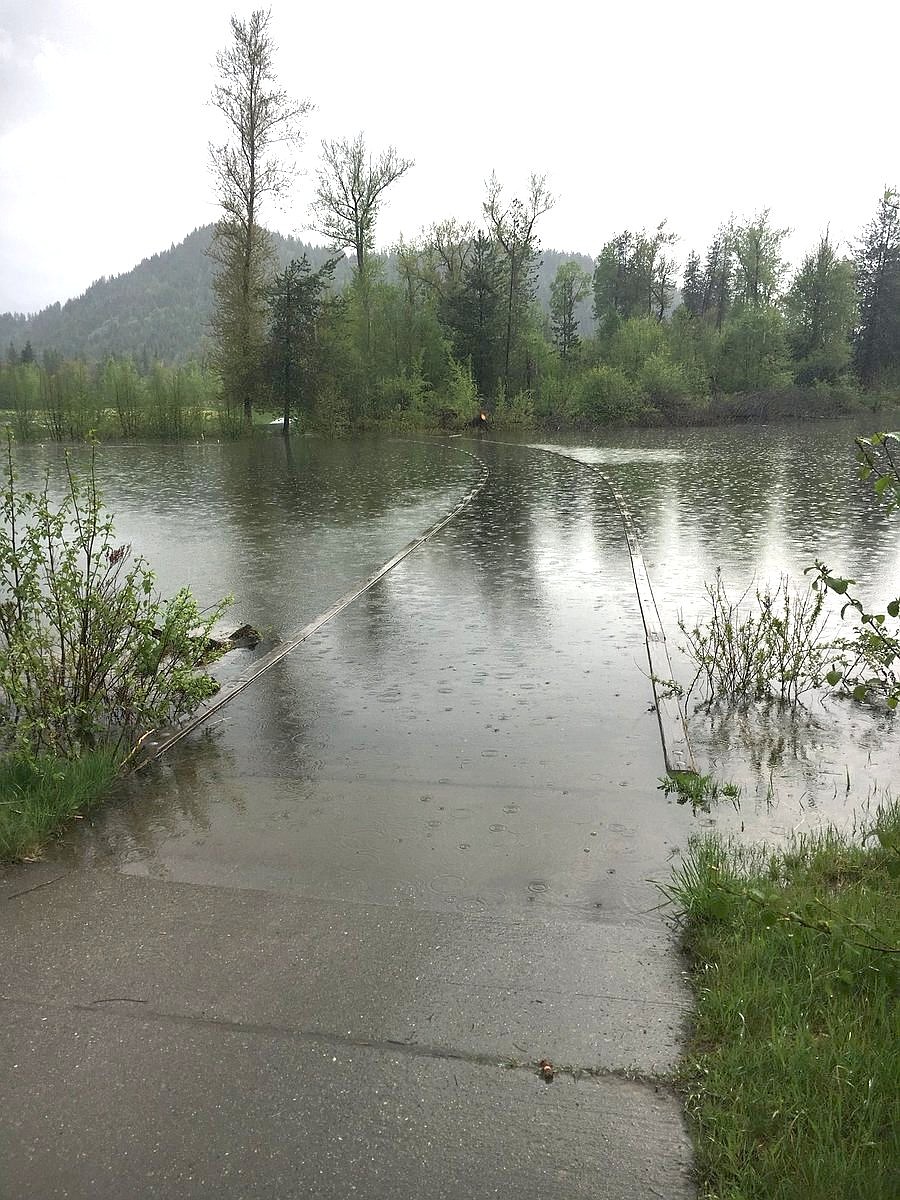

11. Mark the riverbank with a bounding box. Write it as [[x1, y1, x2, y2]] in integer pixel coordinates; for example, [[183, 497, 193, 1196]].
[[1, 381, 895, 442], [664, 804, 900, 1199]]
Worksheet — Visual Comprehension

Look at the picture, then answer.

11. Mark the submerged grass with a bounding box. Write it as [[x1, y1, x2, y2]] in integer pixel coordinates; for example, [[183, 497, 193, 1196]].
[[662, 803, 900, 1199], [0, 750, 120, 861]]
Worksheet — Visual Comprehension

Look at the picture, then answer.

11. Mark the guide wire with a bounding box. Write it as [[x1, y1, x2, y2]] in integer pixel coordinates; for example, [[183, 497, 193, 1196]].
[[136, 441, 488, 767], [456, 436, 696, 775]]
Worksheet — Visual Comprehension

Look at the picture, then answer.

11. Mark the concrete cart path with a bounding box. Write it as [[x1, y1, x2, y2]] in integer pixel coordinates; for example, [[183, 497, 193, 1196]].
[[0, 445, 696, 1199]]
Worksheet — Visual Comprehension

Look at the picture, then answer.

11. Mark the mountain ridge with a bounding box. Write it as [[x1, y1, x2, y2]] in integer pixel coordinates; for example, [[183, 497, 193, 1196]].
[[1, 227, 595, 365]]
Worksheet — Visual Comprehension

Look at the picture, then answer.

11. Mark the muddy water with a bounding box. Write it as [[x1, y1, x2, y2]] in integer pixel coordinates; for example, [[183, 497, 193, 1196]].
[[16, 422, 898, 904]]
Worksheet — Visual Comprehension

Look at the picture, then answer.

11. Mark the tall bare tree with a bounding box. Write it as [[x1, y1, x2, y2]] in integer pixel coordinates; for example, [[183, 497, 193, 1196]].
[[483, 173, 554, 388], [311, 134, 414, 274], [209, 8, 311, 425]]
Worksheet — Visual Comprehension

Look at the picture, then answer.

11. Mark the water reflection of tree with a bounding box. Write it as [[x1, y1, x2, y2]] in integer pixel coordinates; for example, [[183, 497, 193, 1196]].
[[59, 734, 241, 868]]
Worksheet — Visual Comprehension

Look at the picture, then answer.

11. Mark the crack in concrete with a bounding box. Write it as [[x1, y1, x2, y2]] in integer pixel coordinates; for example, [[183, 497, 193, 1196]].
[[2, 873, 68, 901], [0, 992, 676, 1091]]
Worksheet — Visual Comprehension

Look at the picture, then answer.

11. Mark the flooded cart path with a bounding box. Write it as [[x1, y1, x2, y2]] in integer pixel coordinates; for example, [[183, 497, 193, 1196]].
[[2, 436, 698, 1199]]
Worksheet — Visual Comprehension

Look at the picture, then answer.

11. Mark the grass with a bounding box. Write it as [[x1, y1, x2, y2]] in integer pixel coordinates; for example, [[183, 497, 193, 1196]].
[[662, 803, 900, 1199], [658, 771, 741, 810], [0, 749, 121, 861]]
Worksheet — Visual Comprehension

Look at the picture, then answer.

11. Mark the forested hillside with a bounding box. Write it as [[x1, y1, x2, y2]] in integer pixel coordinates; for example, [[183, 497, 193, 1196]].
[[0, 228, 592, 365]]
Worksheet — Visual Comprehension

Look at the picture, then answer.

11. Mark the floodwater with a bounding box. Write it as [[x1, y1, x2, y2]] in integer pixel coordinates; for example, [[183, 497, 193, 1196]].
[[12, 422, 899, 910]]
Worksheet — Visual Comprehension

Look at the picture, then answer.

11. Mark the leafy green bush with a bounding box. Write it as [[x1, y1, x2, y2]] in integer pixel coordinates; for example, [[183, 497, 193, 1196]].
[[568, 365, 649, 424], [679, 570, 831, 704], [638, 350, 698, 419], [0, 439, 229, 761], [493, 386, 535, 428], [808, 433, 900, 709]]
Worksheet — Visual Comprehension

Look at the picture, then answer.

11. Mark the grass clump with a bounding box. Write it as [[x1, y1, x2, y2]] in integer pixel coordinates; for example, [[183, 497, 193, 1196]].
[[658, 771, 741, 810], [0, 749, 120, 860], [661, 805, 900, 1199]]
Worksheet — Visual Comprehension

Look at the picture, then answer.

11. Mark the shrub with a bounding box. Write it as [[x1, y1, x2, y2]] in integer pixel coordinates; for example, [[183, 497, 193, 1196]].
[[568, 365, 649, 424], [679, 570, 831, 704], [493, 386, 535, 428], [0, 439, 230, 761]]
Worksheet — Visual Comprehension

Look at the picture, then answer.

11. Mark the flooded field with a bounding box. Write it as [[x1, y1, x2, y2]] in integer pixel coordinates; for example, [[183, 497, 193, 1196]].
[[12, 421, 898, 902]]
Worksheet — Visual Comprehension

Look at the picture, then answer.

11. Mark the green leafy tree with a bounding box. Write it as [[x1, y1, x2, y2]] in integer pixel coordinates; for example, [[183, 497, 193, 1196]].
[[784, 233, 856, 385], [209, 9, 311, 426], [853, 188, 900, 387], [593, 222, 678, 323], [716, 307, 791, 392], [731, 211, 789, 308], [550, 260, 591, 361]]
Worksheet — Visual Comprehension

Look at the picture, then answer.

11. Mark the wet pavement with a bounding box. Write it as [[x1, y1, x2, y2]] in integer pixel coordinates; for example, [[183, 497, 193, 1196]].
[[1, 440, 697, 1198]]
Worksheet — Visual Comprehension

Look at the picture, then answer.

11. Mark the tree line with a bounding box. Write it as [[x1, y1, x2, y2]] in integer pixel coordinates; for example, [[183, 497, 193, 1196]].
[[2, 9, 898, 438], [204, 10, 899, 435]]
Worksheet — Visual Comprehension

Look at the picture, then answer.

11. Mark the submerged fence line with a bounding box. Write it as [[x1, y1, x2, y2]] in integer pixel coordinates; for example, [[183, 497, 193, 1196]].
[[460, 437, 696, 776], [138, 444, 488, 766]]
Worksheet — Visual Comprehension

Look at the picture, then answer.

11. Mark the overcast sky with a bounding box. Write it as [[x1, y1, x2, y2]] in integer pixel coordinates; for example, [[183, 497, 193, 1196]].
[[1, 0, 897, 313]]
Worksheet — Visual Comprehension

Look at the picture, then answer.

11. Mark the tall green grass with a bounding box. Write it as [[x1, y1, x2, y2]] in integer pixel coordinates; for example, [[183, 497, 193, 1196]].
[[0, 750, 120, 860], [662, 805, 900, 1199]]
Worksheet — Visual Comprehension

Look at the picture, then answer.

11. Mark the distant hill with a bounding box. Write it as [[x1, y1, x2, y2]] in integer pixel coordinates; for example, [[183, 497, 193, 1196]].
[[1, 228, 596, 364]]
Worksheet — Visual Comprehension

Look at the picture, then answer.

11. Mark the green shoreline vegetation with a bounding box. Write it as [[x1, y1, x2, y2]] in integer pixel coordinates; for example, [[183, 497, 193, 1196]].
[[0, 443, 228, 861], [661, 804, 900, 1200], [2, 189, 898, 439]]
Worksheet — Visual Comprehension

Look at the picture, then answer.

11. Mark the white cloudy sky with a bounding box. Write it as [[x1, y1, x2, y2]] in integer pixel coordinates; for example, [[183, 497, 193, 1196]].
[[1, 0, 897, 313]]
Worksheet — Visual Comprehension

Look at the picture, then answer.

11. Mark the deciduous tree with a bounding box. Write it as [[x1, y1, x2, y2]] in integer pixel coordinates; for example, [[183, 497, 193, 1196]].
[[209, 8, 311, 426], [311, 134, 414, 275], [483, 172, 554, 389]]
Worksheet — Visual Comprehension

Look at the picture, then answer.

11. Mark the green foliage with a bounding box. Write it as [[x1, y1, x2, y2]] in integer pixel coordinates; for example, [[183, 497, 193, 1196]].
[[549, 260, 591, 361], [730, 211, 789, 308], [0, 441, 230, 761], [785, 233, 857, 385], [492, 386, 535, 428], [679, 570, 831, 704], [568, 364, 648, 424], [657, 772, 741, 811], [0, 748, 120, 861], [807, 433, 900, 709], [605, 316, 668, 378], [265, 254, 338, 428], [592, 222, 678, 323], [854, 188, 900, 387], [715, 306, 791, 393], [660, 806, 899, 1198]]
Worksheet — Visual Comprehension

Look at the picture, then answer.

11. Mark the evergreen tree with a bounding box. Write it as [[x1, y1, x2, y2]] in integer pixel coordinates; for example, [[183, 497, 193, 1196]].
[[20, 340, 35, 365], [784, 233, 856, 385], [854, 188, 900, 386], [550, 261, 591, 361], [265, 256, 338, 433], [442, 231, 505, 396]]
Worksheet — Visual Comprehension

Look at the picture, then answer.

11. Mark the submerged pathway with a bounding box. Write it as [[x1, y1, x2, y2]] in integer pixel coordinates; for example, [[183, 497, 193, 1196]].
[[1, 442, 696, 1199]]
